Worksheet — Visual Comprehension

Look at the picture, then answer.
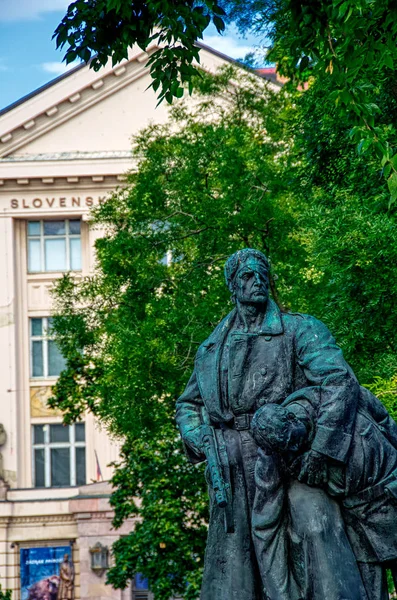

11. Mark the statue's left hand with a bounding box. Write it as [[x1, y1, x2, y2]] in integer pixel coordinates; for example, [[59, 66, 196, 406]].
[[297, 450, 328, 487]]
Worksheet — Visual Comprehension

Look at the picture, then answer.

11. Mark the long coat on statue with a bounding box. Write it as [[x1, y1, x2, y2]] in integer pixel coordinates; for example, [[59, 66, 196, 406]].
[[176, 299, 372, 600]]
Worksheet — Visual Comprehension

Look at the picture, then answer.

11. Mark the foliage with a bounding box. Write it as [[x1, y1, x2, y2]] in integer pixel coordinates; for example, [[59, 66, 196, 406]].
[[284, 73, 397, 384], [55, 0, 397, 199], [49, 68, 298, 599], [54, 0, 226, 104], [0, 585, 12, 600], [224, 0, 397, 201]]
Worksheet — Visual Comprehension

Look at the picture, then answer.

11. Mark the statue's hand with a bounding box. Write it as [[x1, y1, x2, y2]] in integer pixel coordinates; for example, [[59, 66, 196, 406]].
[[297, 450, 328, 487]]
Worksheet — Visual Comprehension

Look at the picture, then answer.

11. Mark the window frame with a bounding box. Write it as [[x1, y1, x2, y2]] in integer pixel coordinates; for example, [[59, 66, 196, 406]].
[[27, 219, 82, 273], [30, 317, 66, 379], [32, 423, 86, 488]]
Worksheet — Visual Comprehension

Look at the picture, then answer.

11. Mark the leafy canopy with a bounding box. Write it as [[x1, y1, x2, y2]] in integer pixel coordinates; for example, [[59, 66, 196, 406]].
[[54, 0, 226, 104], [55, 0, 397, 199]]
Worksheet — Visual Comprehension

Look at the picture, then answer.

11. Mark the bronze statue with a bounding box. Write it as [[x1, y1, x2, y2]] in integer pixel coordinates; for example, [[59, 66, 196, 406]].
[[176, 248, 397, 600], [57, 554, 74, 600]]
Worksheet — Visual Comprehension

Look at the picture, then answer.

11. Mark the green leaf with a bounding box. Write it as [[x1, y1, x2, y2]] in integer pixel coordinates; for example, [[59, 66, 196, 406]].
[[213, 15, 225, 33], [387, 172, 397, 197], [383, 53, 394, 69]]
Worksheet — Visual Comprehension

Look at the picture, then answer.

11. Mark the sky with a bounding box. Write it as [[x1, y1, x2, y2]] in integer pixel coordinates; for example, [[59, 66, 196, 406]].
[[0, 0, 260, 111]]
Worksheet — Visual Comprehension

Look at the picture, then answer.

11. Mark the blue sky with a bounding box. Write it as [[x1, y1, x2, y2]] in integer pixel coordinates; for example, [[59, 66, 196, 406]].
[[0, 0, 259, 111]]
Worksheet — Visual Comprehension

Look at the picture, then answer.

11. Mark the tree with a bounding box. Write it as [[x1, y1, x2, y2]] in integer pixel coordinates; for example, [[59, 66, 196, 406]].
[[55, 0, 397, 198], [0, 585, 12, 600], [54, 0, 227, 104], [284, 71, 397, 386], [49, 68, 298, 599]]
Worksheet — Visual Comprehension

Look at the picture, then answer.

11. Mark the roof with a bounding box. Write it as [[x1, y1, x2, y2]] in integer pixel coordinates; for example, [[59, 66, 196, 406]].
[[0, 43, 281, 118]]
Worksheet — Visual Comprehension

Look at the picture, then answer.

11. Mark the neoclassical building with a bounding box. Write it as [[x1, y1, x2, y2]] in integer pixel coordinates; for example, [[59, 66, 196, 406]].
[[0, 42, 278, 599]]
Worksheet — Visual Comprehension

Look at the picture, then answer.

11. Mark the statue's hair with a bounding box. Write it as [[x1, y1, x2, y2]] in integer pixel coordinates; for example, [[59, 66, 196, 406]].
[[224, 248, 270, 291]]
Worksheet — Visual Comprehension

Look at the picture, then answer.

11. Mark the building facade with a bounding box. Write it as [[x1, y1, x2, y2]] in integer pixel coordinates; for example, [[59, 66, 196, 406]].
[[0, 44, 278, 598]]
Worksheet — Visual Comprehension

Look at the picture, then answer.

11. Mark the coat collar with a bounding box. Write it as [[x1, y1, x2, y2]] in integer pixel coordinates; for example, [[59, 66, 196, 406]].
[[201, 298, 283, 349], [258, 298, 284, 335]]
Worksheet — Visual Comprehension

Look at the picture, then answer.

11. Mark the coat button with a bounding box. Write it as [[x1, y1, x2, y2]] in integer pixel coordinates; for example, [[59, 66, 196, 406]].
[[264, 336, 272, 341], [260, 368, 267, 376]]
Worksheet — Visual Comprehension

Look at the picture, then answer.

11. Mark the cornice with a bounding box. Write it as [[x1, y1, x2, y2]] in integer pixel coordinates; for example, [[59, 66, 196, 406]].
[[0, 173, 127, 192], [0, 50, 152, 159], [9, 514, 76, 525]]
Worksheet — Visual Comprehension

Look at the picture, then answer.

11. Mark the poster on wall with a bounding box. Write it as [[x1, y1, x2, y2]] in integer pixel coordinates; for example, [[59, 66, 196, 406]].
[[20, 545, 71, 600]]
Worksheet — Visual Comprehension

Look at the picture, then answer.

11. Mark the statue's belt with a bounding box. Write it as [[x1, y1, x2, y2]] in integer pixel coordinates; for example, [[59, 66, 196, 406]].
[[214, 413, 254, 431]]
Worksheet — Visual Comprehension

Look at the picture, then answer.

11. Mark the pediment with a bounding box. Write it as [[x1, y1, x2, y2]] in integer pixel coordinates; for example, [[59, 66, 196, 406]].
[[0, 43, 269, 159]]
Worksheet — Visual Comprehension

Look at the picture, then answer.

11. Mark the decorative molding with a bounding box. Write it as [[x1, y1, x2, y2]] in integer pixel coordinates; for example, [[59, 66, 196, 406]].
[[10, 515, 76, 525], [69, 93, 81, 104], [0, 174, 125, 192]]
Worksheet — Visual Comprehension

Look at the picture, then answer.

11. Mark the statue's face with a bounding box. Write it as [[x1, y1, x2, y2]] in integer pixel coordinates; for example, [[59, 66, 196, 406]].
[[233, 257, 269, 305], [63, 554, 69, 562]]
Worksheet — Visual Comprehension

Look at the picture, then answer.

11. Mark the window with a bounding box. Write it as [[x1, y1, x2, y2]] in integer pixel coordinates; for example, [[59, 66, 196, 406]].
[[30, 317, 66, 378], [132, 575, 151, 600], [33, 423, 86, 487], [27, 219, 82, 272]]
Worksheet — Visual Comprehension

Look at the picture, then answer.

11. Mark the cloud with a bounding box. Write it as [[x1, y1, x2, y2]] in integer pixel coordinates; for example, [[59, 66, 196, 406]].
[[0, 0, 69, 22], [41, 61, 80, 75], [202, 34, 254, 60]]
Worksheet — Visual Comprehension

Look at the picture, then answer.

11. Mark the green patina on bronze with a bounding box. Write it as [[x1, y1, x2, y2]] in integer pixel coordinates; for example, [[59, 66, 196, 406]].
[[176, 248, 397, 600]]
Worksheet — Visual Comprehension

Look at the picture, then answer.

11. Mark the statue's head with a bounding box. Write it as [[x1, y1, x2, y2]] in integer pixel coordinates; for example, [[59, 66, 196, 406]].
[[63, 554, 69, 562], [224, 248, 270, 305]]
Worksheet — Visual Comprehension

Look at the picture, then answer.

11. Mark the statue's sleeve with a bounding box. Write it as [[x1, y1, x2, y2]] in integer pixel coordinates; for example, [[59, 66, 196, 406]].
[[176, 369, 206, 464], [289, 316, 359, 463]]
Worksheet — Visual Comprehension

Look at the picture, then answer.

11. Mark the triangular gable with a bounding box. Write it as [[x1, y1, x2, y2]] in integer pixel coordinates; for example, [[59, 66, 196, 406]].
[[0, 43, 279, 159]]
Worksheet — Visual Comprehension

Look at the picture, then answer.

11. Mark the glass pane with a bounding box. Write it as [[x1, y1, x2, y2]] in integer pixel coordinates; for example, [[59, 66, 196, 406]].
[[34, 448, 45, 487], [28, 239, 41, 272], [44, 238, 66, 271], [33, 425, 46, 445], [31, 318, 43, 337], [32, 341, 43, 377], [28, 221, 41, 236], [46, 317, 54, 334], [44, 220, 65, 235], [70, 238, 82, 271], [135, 574, 149, 590], [51, 448, 70, 487], [75, 423, 85, 442], [69, 220, 81, 234], [76, 447, 86, 485], [48, 340, 66, 376], [50, 424, 69, 443]]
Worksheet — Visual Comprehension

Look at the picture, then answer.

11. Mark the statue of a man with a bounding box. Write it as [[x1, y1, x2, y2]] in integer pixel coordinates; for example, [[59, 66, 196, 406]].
[[57, 554, 74, 600], [176, 248, 396, 600]]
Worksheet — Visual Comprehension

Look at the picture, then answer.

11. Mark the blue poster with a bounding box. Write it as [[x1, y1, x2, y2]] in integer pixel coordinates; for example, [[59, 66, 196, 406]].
[[20, 546, 71, 600]]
